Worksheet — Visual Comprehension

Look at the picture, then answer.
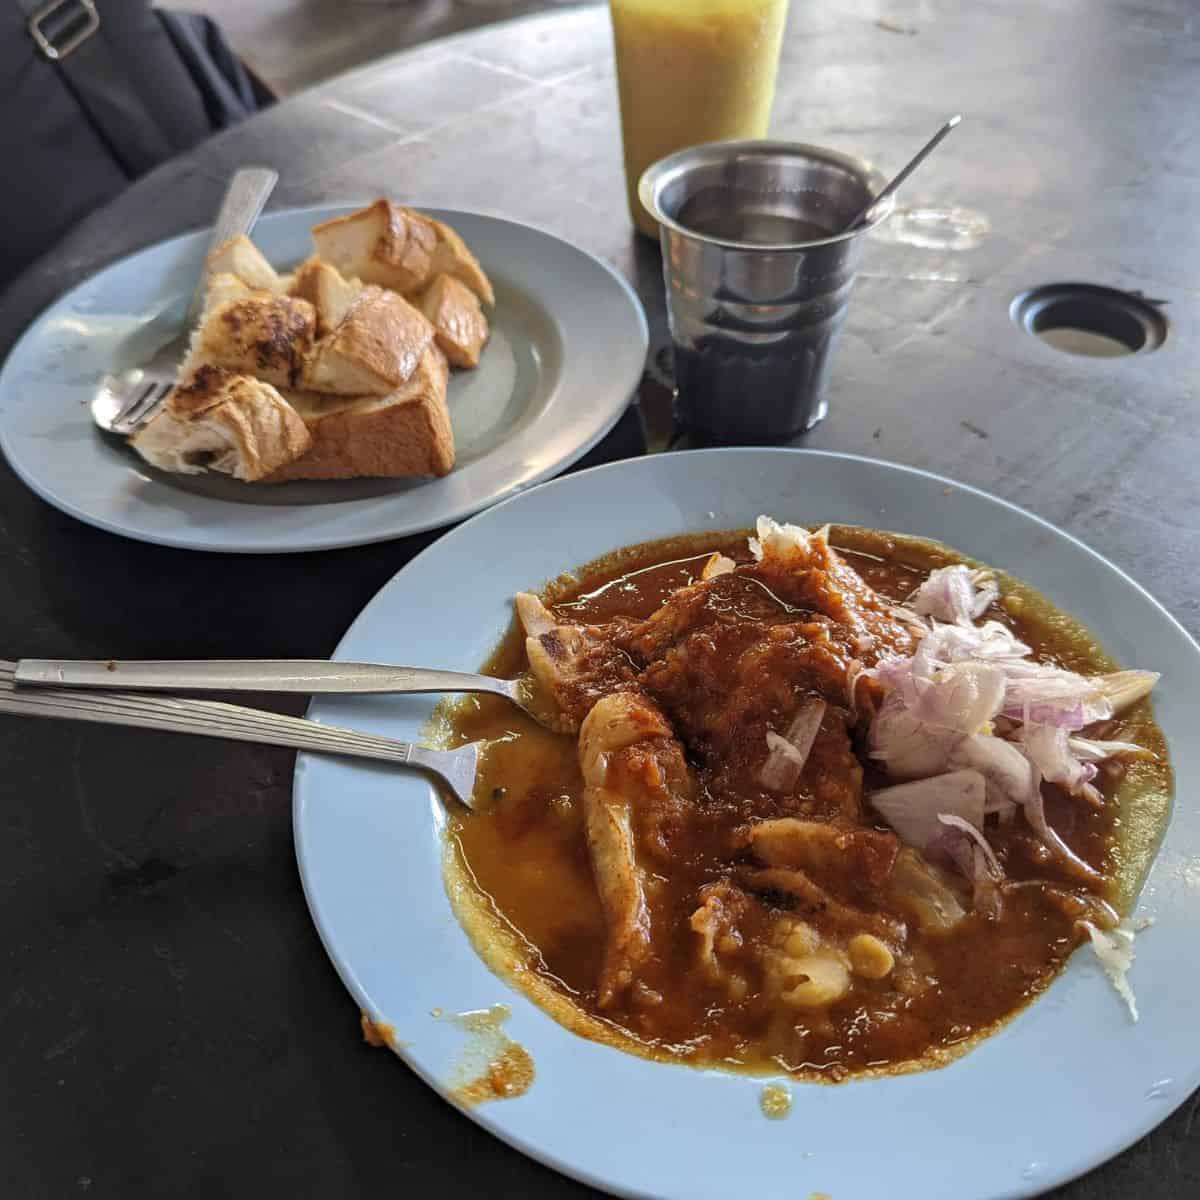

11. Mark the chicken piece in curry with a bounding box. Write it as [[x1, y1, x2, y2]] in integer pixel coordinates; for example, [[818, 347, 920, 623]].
[[442, 519, 1170, 1081]]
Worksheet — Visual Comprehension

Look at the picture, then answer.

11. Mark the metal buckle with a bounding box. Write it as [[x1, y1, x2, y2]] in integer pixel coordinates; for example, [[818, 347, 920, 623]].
[[29, 0, 100, 62]]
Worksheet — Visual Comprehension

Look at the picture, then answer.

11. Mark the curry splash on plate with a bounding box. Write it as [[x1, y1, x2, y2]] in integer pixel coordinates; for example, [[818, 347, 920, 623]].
[[443, 1003, 534, 1106]]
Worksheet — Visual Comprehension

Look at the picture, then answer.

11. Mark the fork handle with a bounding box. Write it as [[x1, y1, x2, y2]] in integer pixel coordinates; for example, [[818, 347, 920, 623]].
[[0, 683, 419, 763], [183, 167, 279, 328], [0, 681, 474, 805], [15, 659, 514, 700]]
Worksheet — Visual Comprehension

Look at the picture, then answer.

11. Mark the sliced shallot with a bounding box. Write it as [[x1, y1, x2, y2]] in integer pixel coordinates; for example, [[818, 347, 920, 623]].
[[868, 693, 962, 779], [757, 700, 826, 793], [910, 564, 998, 625], [948, 733, 1039, 809], [1022, 723, 1098, 796], [936, 813, 1002, 878], [1022, 786, 1102, 883], [1092, 670, 1160, 715], [877, 656, 1007, 734], [1080, 918, 1149, 1021], [1068, 735, 1155, 763], [869, 769, 987, 851]]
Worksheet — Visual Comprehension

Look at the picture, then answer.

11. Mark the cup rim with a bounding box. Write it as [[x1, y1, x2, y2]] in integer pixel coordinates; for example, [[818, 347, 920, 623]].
[[638, 138, 893, 252]]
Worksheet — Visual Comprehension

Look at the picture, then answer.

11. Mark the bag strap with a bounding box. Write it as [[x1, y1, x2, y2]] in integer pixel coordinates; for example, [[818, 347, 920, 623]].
[[16, 0, 182, 177], [158, 10, 262, 129]]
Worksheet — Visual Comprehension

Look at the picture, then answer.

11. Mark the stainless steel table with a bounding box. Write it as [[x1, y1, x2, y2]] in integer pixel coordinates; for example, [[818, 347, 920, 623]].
[[0, 4, 1196, 1196]]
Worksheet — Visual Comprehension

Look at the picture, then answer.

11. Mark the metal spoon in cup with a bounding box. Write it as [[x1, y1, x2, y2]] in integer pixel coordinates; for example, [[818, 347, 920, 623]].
[[843, 114, 962, 232]]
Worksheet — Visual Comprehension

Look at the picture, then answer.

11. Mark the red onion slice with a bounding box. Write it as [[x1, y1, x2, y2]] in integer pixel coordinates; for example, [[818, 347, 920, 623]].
[[869, 769, 987, 850], [937, 813, 1002, 878], [757, 700, 827, 793], [1022, 723, 1098, 796], [1068, 735, 1155, 763]]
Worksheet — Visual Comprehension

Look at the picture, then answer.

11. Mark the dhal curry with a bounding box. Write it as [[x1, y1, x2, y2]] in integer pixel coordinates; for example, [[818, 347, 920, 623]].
[[440, 519, 1170, 1081]]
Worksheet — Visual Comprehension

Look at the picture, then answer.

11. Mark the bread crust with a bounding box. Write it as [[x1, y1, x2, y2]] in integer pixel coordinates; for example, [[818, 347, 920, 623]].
[[266, 346, 454, 481], [132, 365, 311, 481], [311, 201, 494, 304], [311, 200, 438, 293], [192, 292, 316, 389], [302, 286, 434, 395], [206, 235, 282, 293], [416, 273, 490, 368], [288, 256, 363, 335], [427, 217, 495, 306]]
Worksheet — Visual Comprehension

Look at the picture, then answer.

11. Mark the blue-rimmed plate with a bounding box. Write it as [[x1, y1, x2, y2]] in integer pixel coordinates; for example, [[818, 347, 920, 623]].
[[295, 449, 1197, 1199], [0, 206, 646, 553]]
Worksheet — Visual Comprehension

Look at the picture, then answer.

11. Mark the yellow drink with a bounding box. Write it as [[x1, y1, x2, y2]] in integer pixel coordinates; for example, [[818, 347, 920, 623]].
[[609, 0, 788, 237]]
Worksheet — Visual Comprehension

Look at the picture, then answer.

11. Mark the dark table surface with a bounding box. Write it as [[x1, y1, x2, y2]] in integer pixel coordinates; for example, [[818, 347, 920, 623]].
[[2, 3, 1198, 1197]]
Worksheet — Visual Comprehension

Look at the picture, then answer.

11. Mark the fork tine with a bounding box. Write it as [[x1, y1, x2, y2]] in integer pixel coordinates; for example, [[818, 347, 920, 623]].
[[120, 381, 173, 431], [119, 380, 159, 419], [411, 742, 480, 810], [108, 383, 157, 435], [108, 379, 175, 436]]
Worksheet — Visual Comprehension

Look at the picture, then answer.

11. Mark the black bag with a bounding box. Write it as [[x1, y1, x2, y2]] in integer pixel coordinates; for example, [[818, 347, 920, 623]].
[[1, 0, 272, 285]]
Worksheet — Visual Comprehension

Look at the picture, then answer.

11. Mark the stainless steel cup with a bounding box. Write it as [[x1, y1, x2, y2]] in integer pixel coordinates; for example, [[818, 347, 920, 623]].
[[639, 140, 891, 443]]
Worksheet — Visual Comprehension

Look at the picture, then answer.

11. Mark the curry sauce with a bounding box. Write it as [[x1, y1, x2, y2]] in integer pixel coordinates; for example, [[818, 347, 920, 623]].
[[438, 528, 1171, 1082]]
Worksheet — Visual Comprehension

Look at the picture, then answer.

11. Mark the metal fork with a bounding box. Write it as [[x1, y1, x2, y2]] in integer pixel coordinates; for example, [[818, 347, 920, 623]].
[[91, 167, 279, 437], [0, 661, 479, 809]]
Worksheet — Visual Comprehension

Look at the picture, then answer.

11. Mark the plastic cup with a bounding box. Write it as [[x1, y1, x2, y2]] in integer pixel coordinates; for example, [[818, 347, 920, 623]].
[[609, 0, 788, 238]]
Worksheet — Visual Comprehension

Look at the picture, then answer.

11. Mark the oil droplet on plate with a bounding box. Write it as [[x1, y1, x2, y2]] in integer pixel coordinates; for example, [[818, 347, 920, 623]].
[[760, 1082, 792, 1120]]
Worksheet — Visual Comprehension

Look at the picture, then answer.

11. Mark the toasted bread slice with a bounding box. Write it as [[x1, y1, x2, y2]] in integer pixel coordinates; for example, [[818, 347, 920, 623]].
[[427, 217, 494, 306], [202, 271, 256, 315], [131, 365, 311, 481], [267, 346, 453, 481], [187, 290, 316, 389], [288, 256, 363, 335], [302, 286, 434, 396], [311, 200, 438, 294], [206, 234, 282, 293], [416, 273, 490, 368], [180, 272, 255, 379], [311, 201, 494, 304]]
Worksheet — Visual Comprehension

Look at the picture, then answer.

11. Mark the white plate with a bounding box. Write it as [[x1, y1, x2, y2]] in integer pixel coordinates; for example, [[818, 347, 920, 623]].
[[0, 206, 647, 553], [295, 449, 1199, 1200]]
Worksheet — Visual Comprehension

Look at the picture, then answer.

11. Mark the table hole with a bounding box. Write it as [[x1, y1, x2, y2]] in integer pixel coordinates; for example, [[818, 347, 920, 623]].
[[1010, 284, 1167, 357]]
